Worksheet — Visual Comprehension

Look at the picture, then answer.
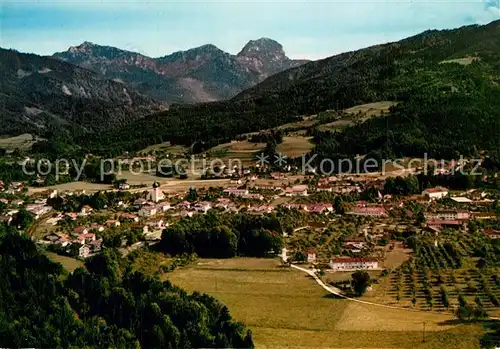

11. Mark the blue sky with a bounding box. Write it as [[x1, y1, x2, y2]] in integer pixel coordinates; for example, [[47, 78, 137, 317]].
[[1, 0, 499, 60]]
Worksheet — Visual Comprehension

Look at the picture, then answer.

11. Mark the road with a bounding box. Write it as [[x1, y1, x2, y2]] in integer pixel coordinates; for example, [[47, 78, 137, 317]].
[[25, 212, 54, 239], [290, 264, 344, 294]]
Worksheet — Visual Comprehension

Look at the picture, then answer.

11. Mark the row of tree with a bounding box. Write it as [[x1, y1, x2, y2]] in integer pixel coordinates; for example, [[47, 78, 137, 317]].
[[160, 212, 283, 258]]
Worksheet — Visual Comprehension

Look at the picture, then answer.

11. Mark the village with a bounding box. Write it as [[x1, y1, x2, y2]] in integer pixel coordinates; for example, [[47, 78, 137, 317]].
[[1, 163, 499, 277]]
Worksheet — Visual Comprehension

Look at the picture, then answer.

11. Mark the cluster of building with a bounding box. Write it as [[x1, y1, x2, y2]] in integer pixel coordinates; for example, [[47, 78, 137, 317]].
[[0, 180, 24, 194], [2, 166, 498, 270], [0, 195, 54, 225], [41, 230, 102, 259]]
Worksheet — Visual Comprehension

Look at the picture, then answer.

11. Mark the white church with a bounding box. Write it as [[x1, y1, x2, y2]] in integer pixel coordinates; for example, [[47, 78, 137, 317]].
[[147, 182, 165, 203]]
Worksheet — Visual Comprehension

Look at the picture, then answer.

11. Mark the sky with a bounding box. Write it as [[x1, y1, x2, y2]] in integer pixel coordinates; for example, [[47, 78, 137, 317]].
[[1, 0, 499, 60]]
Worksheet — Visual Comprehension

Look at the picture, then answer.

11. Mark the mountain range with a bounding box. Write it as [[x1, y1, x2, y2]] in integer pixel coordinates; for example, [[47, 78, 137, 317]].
[[77, 20, 500, 157], [0, 48, 165, 137], [53, 38, 308, 103], [2, 20, 500, 159]]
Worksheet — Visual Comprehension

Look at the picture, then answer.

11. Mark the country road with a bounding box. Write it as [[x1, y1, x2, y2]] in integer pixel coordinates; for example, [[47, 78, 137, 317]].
[[290, 264, 469, 317]]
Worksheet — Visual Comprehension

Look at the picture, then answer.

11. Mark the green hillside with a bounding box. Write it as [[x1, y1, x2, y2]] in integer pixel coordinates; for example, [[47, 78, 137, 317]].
[[45, 20, 500, 158]]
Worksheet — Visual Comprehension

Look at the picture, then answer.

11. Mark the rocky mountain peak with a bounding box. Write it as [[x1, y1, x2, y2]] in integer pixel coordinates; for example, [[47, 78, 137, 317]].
[[52, 38, 308, 104], [235, 37, 305, 78], [68, 41, 96, 53], [237, 37, 286, 60]]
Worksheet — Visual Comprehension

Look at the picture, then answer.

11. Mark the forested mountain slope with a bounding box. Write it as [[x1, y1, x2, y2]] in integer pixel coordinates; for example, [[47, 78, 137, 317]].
[[31, 21, 500, 159], [75, 20, 500, 158], [234, 20, 500, 104], [0, 227, 253, 348], [0, 48, 165, 136]]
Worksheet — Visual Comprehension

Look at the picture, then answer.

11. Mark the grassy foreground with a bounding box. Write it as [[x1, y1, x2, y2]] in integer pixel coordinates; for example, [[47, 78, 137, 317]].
[[44, 251, 84, 273], [167, 258, 484, 348]]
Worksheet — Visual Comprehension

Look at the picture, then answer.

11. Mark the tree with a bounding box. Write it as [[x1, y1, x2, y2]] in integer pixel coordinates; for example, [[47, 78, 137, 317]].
[[473, 306, 488, 320], [212, 226, 238, 258], [334, 196, 345, 214], [0, 231, 254, 348], [12, 209, 34, 230], [456, 304, 474, 321], [185, 188, 198, 202], [476, 258, 487, 270], [293, 251, 307, 263], [350, 270, 372, 297], [415, 211, 425, 225]]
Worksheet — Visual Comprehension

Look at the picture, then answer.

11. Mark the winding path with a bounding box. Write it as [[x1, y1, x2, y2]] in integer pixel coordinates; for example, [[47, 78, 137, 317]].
[[290, 264, 460, 316]]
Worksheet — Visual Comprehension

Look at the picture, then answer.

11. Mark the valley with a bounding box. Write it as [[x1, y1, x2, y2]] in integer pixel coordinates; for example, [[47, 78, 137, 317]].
[[2, 12, 500, 349], [168, 258, 482, 349]]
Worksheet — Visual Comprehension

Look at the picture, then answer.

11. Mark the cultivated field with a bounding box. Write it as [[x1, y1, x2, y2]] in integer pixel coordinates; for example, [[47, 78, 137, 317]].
[[138, 141, 187, 155], [167, 258, 483, 348], [363, 231, 500, 319], [44, 251, 84, 273], [0, 133, 40, 150], [440, 57, 480, 66], [207, 136, 315, 165], [28, 182, 111, 195], [317, 101, 397, 132], [277, 136, 315, 158], [344, 101, 397, 117]]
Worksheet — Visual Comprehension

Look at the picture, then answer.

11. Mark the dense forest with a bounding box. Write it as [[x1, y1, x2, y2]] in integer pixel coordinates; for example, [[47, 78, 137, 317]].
[[161, 212, 284, 258], [0, 225, 253, 348], [0, 46, 164, 136], [310, 65, 500, 161]]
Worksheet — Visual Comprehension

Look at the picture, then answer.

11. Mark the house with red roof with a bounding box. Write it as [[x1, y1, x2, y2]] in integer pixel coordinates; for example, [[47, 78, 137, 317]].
[[73, 227, 89, 235], [74, 233, 96, 245], [425, 210, 470, 221], [147, 219, 165, 230], [426, 219, 466, 230], [194, 201, 212, 213], [248, 205, 275, 215], [120, 213, 139, 223], [133, 199, 148, 207], [348, 206, 387, 217], [105, 220, 121, 228], [242, 193, 264, 200], [138, 205, 157, 218], [0, 215, 13, 225], [329, 257, 379, 271], [422, 187, 449, 200], [156, 202, 171, 212], [306, 203, 334, 214], [284, 185, 308, 197], [90, 223, 104, 232], [90, 239, 102, 252], [270, 172, 287, 180], [305, 249, 317, 263], [484, 228, 500, 239]]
